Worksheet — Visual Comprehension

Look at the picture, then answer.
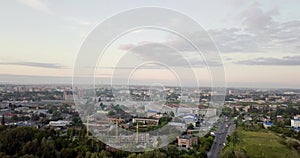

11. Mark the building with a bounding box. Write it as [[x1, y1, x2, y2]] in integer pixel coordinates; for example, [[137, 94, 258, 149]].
[[49, 120, 70, 127], [276, 115, 284, 122], [132, 117, 159, 125], [291, 115, 300, 131], [177, 135, 198, 149], [263, 122, 273, 129], [146, 110, 164, 118], [108, 117, 125, 124], [146, 109, 157, 117], [168, 122, 187, 130], [63, 90, 73, 101], [181, 114, 198, 127]]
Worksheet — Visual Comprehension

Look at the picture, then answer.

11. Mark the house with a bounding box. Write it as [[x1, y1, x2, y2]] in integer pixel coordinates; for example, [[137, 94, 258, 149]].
[[263, 122, 273, 129], [177, 135, 198, 149], [276, 115, 284, 122]]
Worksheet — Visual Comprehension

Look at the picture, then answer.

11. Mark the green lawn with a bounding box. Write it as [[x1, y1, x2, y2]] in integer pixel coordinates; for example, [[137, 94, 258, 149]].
[[224, 129, 300, 158]]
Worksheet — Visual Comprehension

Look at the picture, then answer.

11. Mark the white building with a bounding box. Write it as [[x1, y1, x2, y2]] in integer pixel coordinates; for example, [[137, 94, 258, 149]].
[[49, 120, 71, 127], [168, 122, 187, 131], [291, 115, 300, 128]]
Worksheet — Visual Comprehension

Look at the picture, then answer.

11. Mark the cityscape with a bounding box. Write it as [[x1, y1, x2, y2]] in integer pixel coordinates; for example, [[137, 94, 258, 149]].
[[0, 84, 300, 157]]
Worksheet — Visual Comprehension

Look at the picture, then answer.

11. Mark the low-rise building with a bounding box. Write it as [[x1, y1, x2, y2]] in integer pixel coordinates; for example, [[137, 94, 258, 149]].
[[132, 117, 159, 125], [108, 117, 125, 124], [177, 135, 198, 149], [263, 122, 273, 129], [276, 115, 284, 122], [49, 120, 71, 127], [168, 122, 187, 130], [180, 114, 198, 127]]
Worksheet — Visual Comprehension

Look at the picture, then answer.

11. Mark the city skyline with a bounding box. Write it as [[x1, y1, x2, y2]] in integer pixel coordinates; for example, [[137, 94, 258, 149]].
[[1, 0, 300, 89]]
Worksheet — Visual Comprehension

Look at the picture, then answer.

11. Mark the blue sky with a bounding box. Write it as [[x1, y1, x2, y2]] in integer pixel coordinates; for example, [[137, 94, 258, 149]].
[[0, 0, 300, 88]]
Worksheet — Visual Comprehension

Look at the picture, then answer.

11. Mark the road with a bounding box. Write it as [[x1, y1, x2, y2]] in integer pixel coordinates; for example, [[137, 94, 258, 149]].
[[207, 118, 235, 158]]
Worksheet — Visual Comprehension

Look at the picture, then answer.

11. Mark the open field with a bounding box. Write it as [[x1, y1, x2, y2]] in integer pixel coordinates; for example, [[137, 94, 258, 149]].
[[223, 128, 300, 158]]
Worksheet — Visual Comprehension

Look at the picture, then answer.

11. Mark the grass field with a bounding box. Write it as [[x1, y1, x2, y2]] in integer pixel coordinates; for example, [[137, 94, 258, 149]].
[[223, 128, 300, 158]]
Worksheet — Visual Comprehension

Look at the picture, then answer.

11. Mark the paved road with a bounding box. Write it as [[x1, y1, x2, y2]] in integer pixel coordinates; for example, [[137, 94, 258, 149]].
[[207, 119, 234, 158]]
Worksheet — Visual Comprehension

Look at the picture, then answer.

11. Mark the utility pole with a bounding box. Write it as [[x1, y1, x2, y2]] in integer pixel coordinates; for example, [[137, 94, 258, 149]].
[[136, 122, 139, 144], [116, 119, 119, 143], [86, 115, 90, 138]]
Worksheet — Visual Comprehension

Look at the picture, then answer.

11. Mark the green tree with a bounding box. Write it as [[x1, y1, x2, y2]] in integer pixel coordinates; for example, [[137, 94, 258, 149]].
[[52, 110, 62, 119], [127, 153, 137, 158], [166, 145, 179, 158], [0, 127, 37, 155], [59, 148, 77, 158], [170, 111, 175, 117], [99, 150, 110, 158], [107, 110, 115, 116], [187, 123, 194, 130]]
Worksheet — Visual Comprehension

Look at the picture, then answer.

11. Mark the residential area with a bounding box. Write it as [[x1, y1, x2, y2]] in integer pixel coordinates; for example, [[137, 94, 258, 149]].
[[0, 84, 300, 157]]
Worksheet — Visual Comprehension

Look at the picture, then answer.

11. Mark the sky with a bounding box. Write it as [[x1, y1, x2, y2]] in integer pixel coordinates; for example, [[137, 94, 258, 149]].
[[0, 0, 300, 88]]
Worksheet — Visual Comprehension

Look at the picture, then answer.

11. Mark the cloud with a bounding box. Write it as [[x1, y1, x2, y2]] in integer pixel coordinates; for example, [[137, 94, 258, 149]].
[[235, 55, 300, 66], [18, 0, 54, 15], [18, 0, 93, 26], [209, 28, 259, 53], [208, 3, 300, 54], [118, 41, 222, 68], [239, 2, 279, 31], [0, 61, 66, 69], [118, 3, 300, 56]]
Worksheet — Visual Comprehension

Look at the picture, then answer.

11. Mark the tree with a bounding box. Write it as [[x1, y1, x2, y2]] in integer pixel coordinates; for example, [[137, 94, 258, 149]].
[[99, 150, 110, 157], [127, 153, 137, 158], [107, 110, 115, 116], [60, 148, 77, 158], [187, 123, 194, 130], [1, 115, 4, 125], [0, 127, 37, 155], [170, 111, 175, 117], [72, 116, 83, 126], [157, 137, 162, 147], [52, 110, 62, 119], [166, 145, 179, 158]]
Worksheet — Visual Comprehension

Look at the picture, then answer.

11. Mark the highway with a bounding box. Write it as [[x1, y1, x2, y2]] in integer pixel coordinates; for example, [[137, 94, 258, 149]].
[[207, 118, 235, 158]]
